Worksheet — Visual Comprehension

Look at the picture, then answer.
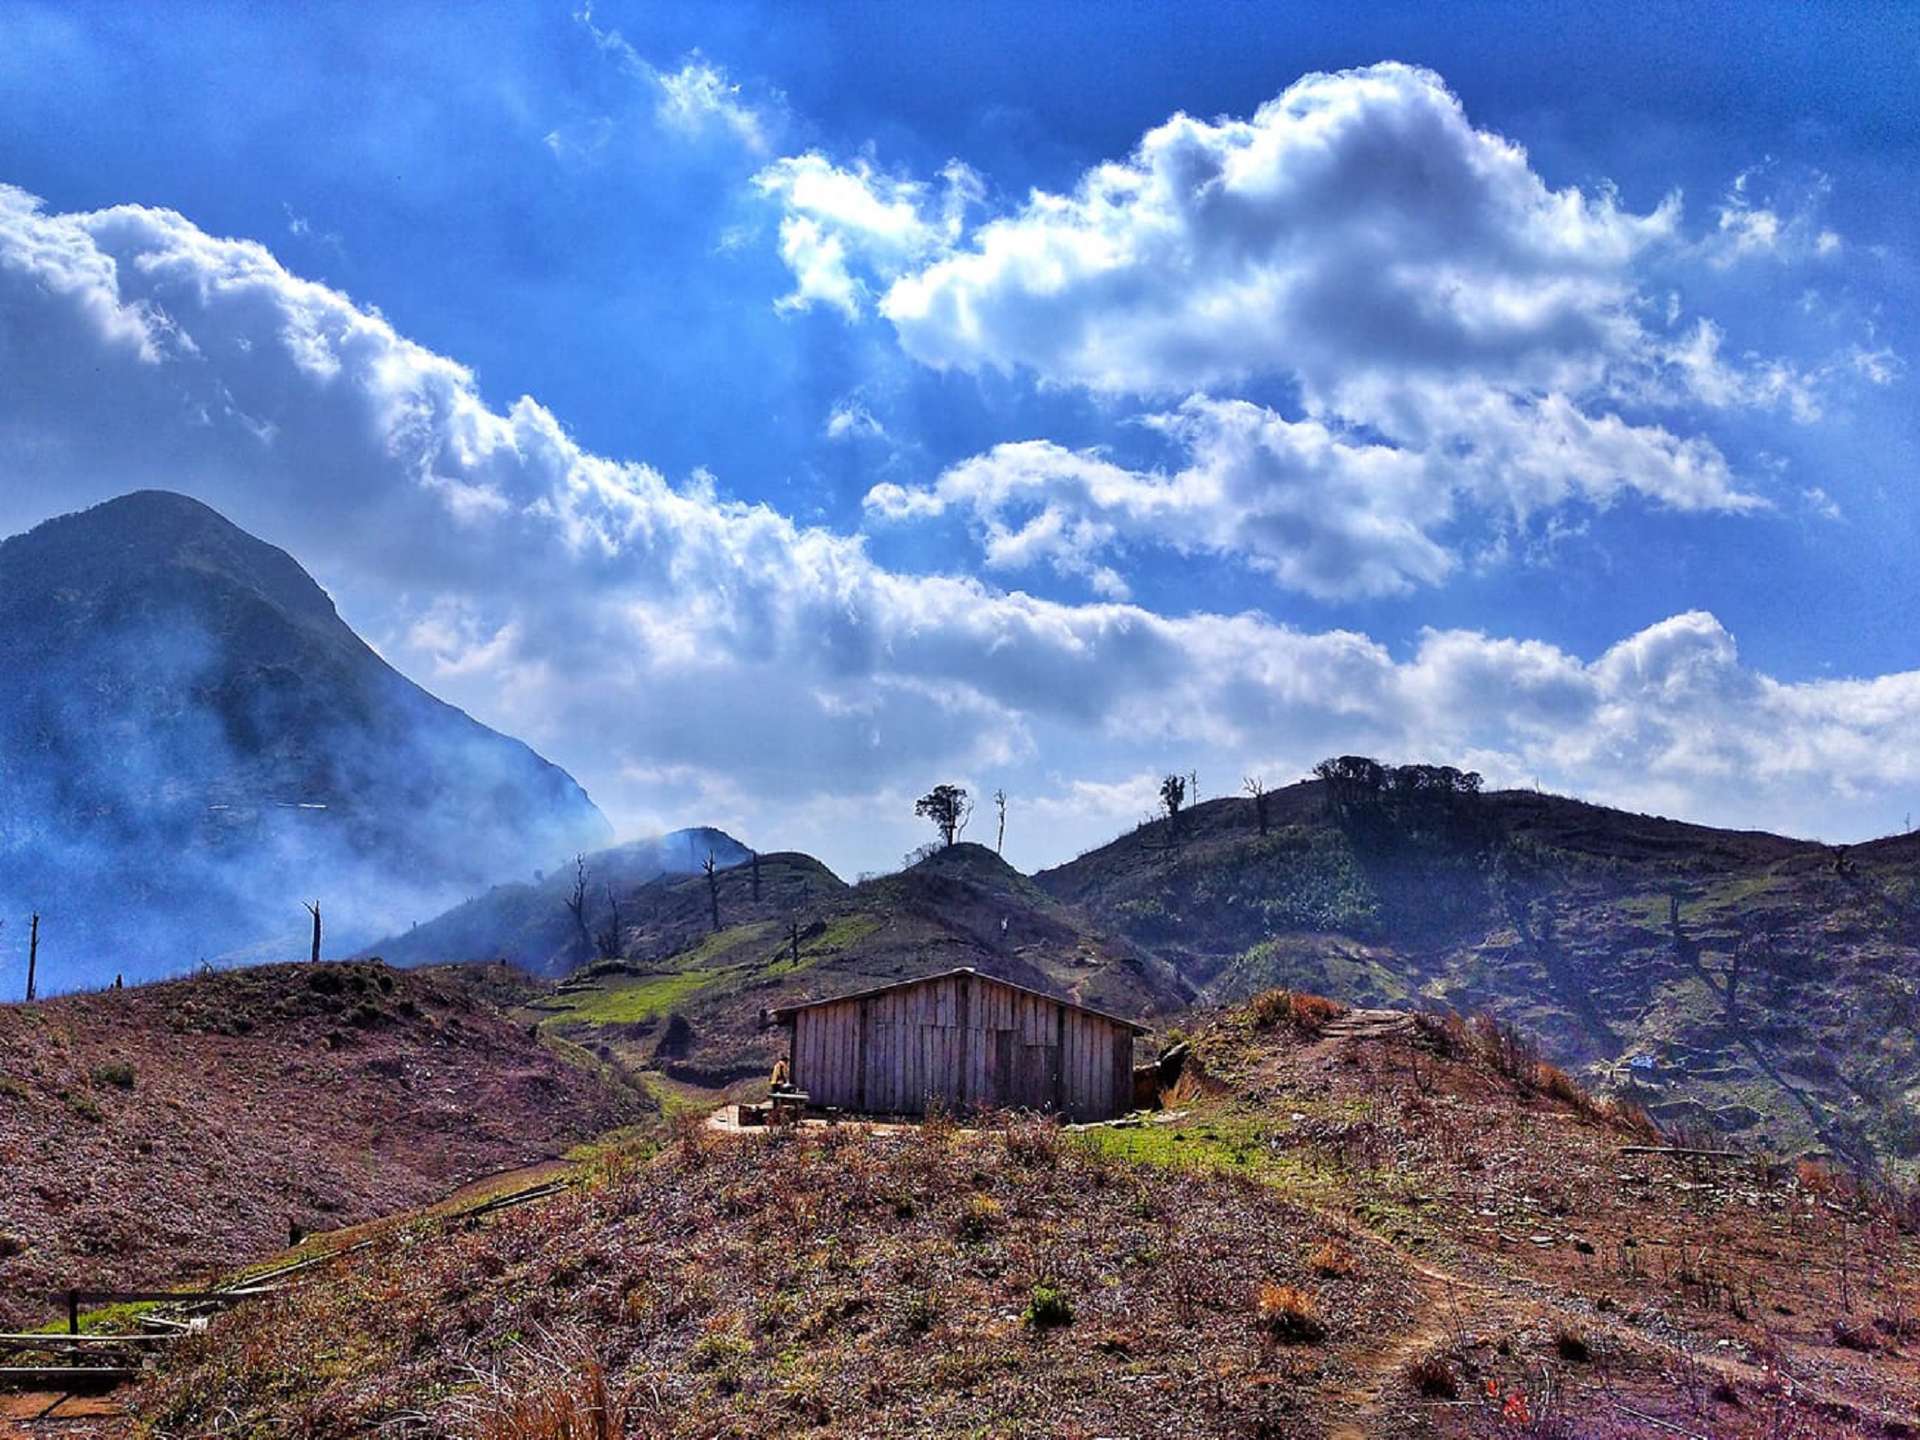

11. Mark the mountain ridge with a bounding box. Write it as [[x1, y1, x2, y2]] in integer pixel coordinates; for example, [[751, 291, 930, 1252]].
[[0, 489, 611, 990]]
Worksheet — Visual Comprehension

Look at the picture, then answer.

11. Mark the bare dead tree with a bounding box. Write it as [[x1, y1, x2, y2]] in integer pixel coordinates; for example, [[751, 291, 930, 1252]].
[[787, 918, 801, 966], [25, 914, 37, 1003], [703, 852, 721, 933], [594, 884, 623, 959], [1244, 775, 1269, 835], [302, 901, 321, 965], [751, 850, 761, 902], [564, 854, 591, 957], [994, 788, 1008, 855]]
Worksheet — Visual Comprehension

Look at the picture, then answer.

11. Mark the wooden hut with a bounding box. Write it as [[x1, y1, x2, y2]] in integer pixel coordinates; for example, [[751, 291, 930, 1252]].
[[763, 967, 1147, 1123]]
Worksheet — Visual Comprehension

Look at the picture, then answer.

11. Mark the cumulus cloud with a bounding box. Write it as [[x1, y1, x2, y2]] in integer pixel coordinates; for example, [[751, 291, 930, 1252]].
[[756, 64, 1909, 593], [867, 396, 1450, 600], [877, 65, 1672, 397], [869, 383, 1766, 601], [1, 183, 1915, 875], [753, 153, 979, 317]]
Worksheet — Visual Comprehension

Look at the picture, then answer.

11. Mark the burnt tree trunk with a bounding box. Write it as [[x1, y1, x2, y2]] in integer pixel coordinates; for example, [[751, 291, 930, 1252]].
[[703, 853, 720, 933], [303, 901, 321, 964], [25, 913, 38, 1002]]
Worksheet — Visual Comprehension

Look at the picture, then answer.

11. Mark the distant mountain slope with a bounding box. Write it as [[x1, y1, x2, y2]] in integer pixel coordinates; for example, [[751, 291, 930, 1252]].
[[0, 960, 650, 1329], [0, 491, 610, 988], [1035, 777, 1920, 1175], [531, 841, 1190, 1086], [367, 827, 756, 975]]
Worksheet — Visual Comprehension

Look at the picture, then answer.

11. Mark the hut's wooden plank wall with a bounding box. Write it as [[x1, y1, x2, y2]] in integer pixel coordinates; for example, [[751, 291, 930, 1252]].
[[786, 971, 1135, 1121]]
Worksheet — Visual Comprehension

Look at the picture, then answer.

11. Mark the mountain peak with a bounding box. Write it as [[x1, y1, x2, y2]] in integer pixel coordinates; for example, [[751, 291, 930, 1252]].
[[1, 487, 343, 636], [0, 492, 609, 987]]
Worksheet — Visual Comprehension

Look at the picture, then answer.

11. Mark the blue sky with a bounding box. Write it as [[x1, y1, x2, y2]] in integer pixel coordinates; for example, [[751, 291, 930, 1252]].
[[2, 1, 1917, 874]]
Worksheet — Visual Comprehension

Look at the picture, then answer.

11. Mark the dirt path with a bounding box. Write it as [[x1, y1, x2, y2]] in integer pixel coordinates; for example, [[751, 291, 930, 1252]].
[[1327, 1256, 1465, 1440]]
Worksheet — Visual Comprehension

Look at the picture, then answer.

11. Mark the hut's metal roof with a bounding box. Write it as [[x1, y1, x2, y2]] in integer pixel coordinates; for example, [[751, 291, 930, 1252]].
[[762, 966, 1151, 1034]]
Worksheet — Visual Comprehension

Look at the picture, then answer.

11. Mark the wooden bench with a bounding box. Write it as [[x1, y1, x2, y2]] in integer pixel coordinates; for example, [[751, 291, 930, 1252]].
[[768, 1089, 809, 1126]]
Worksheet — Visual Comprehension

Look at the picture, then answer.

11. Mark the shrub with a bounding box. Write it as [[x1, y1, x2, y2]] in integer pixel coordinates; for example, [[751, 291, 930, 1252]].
[[898, 1289, 940, 1336], [1024, 1283, 1074, 1331], [1796, 1158, 1839, 1197], [953, 1193, 1002, 1242], [1255, 1282, 1325, 1344], [90, 1061, 136, 1091], [1405, 1353, 1459, 1398], [1308, 1241, 1354, 1279], [1248, 988, 1347, 1035], [463, 1355, 626, 1440], [1471, 1013, 1538, 1081], [1832, 1318, 1878, 1352], [689, 1329, 753, 1370], [1533, 1062, 1587, 1111], [1002, 1118, 1059, 1169]]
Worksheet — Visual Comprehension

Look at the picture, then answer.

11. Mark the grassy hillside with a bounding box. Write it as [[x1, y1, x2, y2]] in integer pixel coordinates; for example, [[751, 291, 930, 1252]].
[[0, 961, 651, 1329], [1036, 780, 1920, 1176], [114, 992, 1920, 1437], [530, 843, 1189, 1089], [365, 827, 756, 975]]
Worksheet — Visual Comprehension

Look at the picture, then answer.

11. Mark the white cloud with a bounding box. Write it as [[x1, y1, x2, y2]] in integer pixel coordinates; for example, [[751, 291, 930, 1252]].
[[1802, 486, 1842, 522], [877, 64, 1675, 399], [868, 396, 1450, 600], [825, 397, 887, 442], [654, 55, 770, 153], [566, 6, 779, 159], [757, 63, 1874, 591], [753, 153, 979, 317], [1703, 164, 1841, 269], [1, 183, 1916, 875], [870, 384, 1768, 601]]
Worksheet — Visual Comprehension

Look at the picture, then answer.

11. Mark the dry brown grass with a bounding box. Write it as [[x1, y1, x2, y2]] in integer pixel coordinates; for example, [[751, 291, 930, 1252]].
[[1254, 1282, 1325, 1344], [1308, 1240, 1353, 1279], [136, 1121, 1405, 1438], [1248, 988, 1347, 1035], [465, 1354, 627, 1440]]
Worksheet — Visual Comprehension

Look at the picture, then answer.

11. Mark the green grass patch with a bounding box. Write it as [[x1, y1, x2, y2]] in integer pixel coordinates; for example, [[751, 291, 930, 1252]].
[[1072, 1103, 1343, 1201], [542, 968, 721, 1025]]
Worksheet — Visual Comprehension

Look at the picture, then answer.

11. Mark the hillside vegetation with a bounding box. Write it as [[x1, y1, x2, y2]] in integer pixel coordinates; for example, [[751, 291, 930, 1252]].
[[0, 961, 651, 1329], [390, 766, 1920, 1178], [367, 827, 756, 975], [110, 990, 1920, 1438], [1036, 775, 1920, 1176], [528, 842, 1188, 1089]]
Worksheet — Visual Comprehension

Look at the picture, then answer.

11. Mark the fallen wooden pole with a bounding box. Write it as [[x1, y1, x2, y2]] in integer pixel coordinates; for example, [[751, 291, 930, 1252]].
[[61, 1287, 276, 1334], [0, 1365, 139, 1392], [0, 1332, 174, 1348], [1617, 1145, 1743, 1160]]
